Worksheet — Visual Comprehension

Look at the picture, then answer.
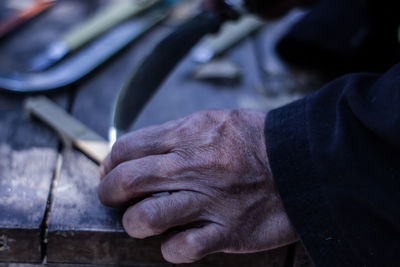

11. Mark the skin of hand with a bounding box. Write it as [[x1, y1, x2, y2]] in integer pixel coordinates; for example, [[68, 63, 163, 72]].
[[98, 109, 298, 264]]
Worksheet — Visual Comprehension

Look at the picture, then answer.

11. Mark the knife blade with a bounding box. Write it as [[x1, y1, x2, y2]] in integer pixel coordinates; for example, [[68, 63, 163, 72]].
[[111, 3, 242, 143], [29, 0, 161, 71], [0, 5, 170, 93], [0, 0, 55, 39]]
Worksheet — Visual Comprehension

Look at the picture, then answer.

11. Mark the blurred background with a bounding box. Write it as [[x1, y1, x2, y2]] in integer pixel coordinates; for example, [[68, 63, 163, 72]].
[[0, 0, 322, 127]]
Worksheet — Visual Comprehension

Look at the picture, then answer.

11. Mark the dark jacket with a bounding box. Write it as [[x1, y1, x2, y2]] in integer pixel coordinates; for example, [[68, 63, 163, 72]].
[[265, 0, 400, 265], [265, 63, 400, 266]]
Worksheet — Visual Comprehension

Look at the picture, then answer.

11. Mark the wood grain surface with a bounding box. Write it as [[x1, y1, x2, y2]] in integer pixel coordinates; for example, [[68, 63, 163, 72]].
[[0, 82, 69, 262], [0, 2, 64, 259], [0, 0, 101, 263]]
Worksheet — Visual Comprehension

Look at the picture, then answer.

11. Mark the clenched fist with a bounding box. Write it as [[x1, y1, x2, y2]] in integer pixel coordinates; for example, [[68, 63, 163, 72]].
[[98, 109, 297, 264]]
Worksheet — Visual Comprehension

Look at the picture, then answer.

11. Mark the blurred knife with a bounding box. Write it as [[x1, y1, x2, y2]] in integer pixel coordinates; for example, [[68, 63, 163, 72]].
[[0, 0, 55, 38], [0, 5, 170, 93], [29, 0, 161, 71], [192, 15, 264, 63]]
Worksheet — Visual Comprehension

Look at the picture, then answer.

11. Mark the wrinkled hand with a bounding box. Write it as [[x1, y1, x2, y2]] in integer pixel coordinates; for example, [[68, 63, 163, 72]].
[[98, 109, 297, 264]]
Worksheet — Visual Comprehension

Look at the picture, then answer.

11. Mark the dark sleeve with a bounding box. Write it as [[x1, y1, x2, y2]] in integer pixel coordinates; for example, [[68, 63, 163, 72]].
[[265, 63, 400, 267]]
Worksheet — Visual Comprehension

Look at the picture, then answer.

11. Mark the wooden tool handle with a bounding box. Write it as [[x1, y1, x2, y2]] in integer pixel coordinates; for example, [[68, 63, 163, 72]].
[[25, 96, 110, 164], [204, 15, 264, 56], [63, 0, 160, 51]]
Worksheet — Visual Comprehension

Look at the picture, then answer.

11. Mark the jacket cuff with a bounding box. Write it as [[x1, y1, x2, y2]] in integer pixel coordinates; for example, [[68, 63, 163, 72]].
[[265, 98, 351, 266]]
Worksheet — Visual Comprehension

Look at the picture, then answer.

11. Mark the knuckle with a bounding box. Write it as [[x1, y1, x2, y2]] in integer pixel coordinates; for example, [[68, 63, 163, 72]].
[[123, 202, 162, 239], [161, 229, 213, 264], [135, 203, 161, 233], [228, 108, 241, 118], [171, 148, 194, 162], [195, 109, 209, 118], [182, 233, 205, 260], [110, 137, 128, 165], [122, 210, 135, 236], [194, 110, 215, 125], [112, 164, 127, 186], [97, 182, 108, 205], [112, 164, 134, 195]]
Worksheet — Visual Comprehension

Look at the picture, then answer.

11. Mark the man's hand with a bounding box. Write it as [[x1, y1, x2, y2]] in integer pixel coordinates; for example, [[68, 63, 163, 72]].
[[98, 109, 297, 264]]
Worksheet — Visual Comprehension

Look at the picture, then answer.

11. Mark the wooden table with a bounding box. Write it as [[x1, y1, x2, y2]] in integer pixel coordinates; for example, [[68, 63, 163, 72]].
[[0, 0, 315, 266]]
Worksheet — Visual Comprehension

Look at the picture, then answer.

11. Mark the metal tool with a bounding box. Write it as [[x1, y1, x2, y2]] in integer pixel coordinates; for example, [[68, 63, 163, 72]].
[[29, 0, 161, 71], [0, 0, 55, 38], [192, 15, 264, 63], [110, 0, 245, 143], [0, 6, 171, 93]]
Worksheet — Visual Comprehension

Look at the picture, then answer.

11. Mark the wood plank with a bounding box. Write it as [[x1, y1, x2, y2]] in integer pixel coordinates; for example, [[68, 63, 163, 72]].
[[0, 0, 108, 263], [47, 149, 169, 266], [0, 2, 60, 261], [47, 18, 290, 266], [0, 95, 61, 263]]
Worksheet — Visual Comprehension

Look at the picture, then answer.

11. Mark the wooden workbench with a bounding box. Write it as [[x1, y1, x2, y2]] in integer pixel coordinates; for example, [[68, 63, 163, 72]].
[[0, 0, 315, 266]]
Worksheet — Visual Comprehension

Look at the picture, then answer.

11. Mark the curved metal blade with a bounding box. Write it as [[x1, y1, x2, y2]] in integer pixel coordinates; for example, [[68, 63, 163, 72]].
[[0, 7, 169, 93], [113, 10, 228, 133]]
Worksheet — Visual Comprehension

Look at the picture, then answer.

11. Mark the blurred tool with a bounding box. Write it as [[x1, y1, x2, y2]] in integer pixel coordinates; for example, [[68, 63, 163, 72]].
[[0, 0, 54, 38], [29, 0, 161, 71], [167, 0, 200, 24], [192, 59, 241, 83], [111, 0, 245, 142], [0, 5, 170, 92], [25, 96, 109, 164], [192, 15, 264, 63]]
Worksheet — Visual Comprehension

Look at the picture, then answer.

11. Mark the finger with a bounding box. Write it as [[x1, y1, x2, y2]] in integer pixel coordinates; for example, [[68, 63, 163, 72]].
[[99, 153, 112, 179], [99, 161, 107, 178], [161, 224, 224, 264], [122, 191, 205, 239], [102, 119, 185, 175], [98, 153, 194, 207]]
